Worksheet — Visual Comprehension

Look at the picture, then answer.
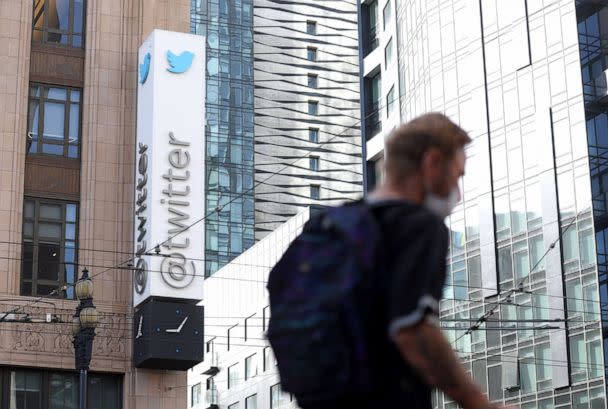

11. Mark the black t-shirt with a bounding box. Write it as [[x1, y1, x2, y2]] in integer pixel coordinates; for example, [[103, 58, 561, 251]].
[[368, 199, 449, 408], [302, 200, 449, 409]]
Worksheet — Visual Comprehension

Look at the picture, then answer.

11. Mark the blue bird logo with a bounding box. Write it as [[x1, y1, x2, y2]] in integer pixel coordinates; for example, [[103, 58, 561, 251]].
[[166, 50, 195, 74], [139, 52, 151, 84]]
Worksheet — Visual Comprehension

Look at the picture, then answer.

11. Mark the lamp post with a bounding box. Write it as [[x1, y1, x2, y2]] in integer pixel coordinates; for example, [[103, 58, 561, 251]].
[[72, 268, 99, 409]]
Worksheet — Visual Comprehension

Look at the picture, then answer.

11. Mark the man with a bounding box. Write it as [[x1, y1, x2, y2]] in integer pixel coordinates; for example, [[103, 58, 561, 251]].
[[362, 113, 507, 409]]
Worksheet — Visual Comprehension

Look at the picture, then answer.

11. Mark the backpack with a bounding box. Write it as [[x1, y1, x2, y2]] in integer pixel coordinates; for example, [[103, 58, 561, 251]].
[[266, 201, 382, 406]]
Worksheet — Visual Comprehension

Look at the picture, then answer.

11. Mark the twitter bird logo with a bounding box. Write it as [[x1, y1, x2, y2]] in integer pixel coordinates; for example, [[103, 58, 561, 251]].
[[139, 52, 151, 84], [166, 50, 195, 74]]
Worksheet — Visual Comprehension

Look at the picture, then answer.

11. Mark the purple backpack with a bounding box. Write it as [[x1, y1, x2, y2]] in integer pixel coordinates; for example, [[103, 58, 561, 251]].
[[267, 201, 381, 406]]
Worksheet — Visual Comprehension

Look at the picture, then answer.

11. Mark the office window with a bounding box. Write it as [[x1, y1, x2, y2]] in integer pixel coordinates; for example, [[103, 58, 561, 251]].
[[21, 198, 78, 299], [310, 156, 319, 171], [228, 363, 240, 389], [308, 100, 318, 115], [10, 370, 121, 409], [519, 348, 536, 393], [307, 47, 317, 61], [309, 128, 319, 143], [306, 20, 316, 35], [49, 373, 78, 408], [270, 384, 285, 409], [383, 0, 391, 30], [191, 383, 201, 407], [245, 354, 258, 380], [263, 347, 271, 371], [384, 37, 393, 66], [245, 394, 257, 409], [11, 371, 42, 409], [307, 74, 318, 88], [28, 84, 81, 158], [386, 85, 395, 117], [32, 0, 85, 47], [570, 334, 587, 383], [310, 185, 320, 200], [228, 403, 239, 409], [364, 0, 379, 54]]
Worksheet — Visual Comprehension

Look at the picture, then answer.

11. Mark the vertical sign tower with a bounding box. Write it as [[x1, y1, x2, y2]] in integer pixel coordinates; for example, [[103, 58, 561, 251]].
[[133, 29, 205, 370]]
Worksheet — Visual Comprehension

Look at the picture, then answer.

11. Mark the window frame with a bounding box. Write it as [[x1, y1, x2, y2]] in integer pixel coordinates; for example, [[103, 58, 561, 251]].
[[383, 0, 391, 30], [310, 156, 320, 171], [384, 37, 393, 67], [28, 83, 82, 159], [191, 383, 201, 407], [310, 185, 321, 200], [244, 354, 258, 380], [307, 73, 318, 88], [308, 100, 319, 115], [227, 363, 239, 389], [307, 47, 317, 61], [306, 20, 317, 35], [245, 394, 257, 409], [308, 128, 319, 143], [21, 198, 79, 299], [386, 85, 395, 117], [32, 0, 86, 48]]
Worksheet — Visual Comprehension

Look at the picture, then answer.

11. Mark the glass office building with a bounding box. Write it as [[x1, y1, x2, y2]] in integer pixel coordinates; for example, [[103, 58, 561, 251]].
[[361, 0, 608, 406], [191, 0, 256, 276]]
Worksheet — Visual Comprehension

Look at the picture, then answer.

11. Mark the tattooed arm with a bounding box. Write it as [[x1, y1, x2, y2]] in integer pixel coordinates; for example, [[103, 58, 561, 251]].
[[393, 317, 499, 409]]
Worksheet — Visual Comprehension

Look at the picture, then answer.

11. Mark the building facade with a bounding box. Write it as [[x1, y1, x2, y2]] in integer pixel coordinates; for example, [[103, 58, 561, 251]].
[[361, 0, 608, 407], [190, 0, 257, 277], [188, 211, 309, 409], [0, 0, 192, 407], [252, 0, 364, 240]]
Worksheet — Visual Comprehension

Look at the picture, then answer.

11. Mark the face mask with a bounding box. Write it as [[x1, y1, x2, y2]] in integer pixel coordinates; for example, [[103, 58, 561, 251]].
[[424, 185, 460, 219]]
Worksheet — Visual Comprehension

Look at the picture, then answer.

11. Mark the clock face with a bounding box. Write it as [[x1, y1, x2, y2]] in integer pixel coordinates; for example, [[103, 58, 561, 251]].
[[133, 300, 204, 370]]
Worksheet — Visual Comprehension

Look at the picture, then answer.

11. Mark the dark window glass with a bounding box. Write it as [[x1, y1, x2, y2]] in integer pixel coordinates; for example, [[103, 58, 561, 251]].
[[49, 373, 78, 409], [28, 84, 81, 159], [21, 198, 78, 298], [307, 74, 318, 88], [10, 370, 42, 409], [488, 366, 502, 401], [306, 20, 316, 35], [364, 0, 379, 54], [32, 0, 86, 48], [307, 47, 317, 61], [308, 101, 318, 115], [310, 185, 320, 200], [310, 156, 319, 171], [309, 128, 319, 143]]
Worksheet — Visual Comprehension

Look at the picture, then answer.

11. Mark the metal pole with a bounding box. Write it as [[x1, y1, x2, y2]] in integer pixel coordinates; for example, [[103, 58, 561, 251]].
[[79, 368, 87, 409]]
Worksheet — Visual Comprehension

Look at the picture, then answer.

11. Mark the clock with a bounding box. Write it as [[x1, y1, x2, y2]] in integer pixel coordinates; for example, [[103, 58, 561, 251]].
[[133, 299, 204, 370]]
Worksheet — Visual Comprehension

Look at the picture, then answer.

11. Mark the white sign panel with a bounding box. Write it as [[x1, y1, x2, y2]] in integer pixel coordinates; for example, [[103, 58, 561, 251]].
[[134, 29, 205, 307]]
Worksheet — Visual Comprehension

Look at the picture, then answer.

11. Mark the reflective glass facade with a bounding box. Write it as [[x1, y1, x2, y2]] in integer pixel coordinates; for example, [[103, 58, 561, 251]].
[[578, 0, 608, 393], [191, 0, 255, 276], [360, 0, 608, 406]]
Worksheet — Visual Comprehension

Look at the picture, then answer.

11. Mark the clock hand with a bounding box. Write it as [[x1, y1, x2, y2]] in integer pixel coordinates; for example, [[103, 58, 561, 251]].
[[177, 317, 188, 332], [136, 316, 143, 338], [165, 317, 188, 333]]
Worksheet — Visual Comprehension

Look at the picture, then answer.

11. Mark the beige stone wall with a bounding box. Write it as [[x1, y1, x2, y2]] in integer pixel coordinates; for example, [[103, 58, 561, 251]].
[[0, 0, 192, 408]]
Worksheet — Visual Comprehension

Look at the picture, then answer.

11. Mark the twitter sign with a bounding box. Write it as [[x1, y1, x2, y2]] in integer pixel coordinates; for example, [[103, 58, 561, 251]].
[[135, 29, 205, 307], [166, 50, 195, 74]]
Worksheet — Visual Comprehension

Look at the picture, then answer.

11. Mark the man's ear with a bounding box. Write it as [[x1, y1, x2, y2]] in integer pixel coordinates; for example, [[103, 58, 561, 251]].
[[421, 148, 443, 177]]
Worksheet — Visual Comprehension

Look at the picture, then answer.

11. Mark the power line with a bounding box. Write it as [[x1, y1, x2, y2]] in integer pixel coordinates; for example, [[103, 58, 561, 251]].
[[0, 84, 410, 321]]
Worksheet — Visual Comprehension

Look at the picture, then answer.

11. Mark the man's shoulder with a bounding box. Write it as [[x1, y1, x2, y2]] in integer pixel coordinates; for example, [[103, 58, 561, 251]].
[[373, 201, 446, 236]]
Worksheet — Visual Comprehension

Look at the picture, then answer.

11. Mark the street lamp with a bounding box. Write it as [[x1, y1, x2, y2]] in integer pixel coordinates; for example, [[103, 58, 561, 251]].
[[72, 268, 99, 409]]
